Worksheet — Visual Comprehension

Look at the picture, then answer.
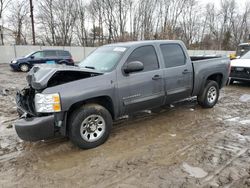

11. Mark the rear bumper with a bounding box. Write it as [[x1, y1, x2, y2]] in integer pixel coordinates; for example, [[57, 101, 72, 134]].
[[15, 115, 55, 141]]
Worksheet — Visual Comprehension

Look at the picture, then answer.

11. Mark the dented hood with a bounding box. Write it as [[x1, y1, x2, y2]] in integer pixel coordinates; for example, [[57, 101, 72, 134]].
[[27, 64, 103, 90]]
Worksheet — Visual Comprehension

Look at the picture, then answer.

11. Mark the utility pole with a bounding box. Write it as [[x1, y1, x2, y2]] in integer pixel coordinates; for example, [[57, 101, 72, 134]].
[[0, 16, 3, 45], [29, 0, 35, 45]]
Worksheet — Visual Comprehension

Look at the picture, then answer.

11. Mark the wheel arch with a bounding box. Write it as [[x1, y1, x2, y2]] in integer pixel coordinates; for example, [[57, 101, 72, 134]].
[[206, 73, 223, 89], [197, 73, 223, 97], [67, 96, 115, 120], [58, 60, 69, 64]]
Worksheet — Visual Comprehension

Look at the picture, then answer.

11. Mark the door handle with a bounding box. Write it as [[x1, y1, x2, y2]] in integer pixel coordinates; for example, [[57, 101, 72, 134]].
[[182, 69, 190, 74], [152, 75, 162, 80]]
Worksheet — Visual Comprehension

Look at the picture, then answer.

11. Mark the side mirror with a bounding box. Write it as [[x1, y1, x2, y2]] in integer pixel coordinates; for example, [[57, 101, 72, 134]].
[[123, 61, 144, 74], [30, 56, 35, 59]]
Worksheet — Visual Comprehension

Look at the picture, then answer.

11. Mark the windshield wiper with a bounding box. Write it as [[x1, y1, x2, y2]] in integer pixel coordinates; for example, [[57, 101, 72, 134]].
[[84, 66, 96, 70]]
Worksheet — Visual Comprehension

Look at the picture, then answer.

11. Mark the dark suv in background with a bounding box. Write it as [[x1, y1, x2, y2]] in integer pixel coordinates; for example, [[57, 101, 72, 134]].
[[10, 50, 74, 72]]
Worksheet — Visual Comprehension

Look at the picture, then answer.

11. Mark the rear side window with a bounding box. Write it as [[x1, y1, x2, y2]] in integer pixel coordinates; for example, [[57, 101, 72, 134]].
[[57, 51, 71, 57], [160, 44, 186, 68], [126, 45, 159, 72], [44, 51, 57, 57]]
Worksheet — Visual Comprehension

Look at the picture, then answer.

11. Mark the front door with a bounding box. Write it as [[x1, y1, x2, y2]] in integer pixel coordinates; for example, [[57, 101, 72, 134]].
[[29, 51, 45, 65], [118, 45, 165, 114]]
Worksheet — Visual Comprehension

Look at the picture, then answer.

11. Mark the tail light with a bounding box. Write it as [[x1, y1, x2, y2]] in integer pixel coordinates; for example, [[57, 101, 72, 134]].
[[69, 58, 74, 64]]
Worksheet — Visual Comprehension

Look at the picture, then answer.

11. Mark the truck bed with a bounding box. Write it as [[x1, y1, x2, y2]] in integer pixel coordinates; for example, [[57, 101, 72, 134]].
[[191, 56, 230, 96], [190, 55, 223, 61]]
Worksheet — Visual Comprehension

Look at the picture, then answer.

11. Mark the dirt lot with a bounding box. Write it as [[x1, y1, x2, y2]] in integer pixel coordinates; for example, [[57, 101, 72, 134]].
[[0, 64, 250, 188]]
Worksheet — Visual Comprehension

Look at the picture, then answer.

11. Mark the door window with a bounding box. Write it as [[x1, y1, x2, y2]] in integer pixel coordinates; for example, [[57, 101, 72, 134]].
[[44, 51, 57, 57], [126, 45, 159, 72], [57, 51, 71, 57], [32, 52, 44, 58], [160, 44, 186, 68]]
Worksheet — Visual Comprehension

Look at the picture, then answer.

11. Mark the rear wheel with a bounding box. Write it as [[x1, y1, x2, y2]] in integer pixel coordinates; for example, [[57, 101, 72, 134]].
[[229, 79, 234, 85], [198, 80, 219, 108], [59, 61, 67, 65], [68, 104, 112, 149], [20, 64, 29, 72]]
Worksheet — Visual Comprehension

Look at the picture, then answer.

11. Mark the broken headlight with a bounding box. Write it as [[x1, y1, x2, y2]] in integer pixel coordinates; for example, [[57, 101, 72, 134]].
[[34, 93, 61, 113]]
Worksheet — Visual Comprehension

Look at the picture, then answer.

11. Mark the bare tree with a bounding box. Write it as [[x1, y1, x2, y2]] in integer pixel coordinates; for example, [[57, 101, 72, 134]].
[[38, 0, 77, 46], [0, 0, 11, 45], [75, 0, 88, 46], [8, 0, 29, 45], [231, 2, 250, 47], [180, 0, 201, 47]]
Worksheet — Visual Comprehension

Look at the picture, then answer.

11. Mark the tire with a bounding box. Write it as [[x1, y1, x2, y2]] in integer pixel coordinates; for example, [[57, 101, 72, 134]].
[[19, 64, 29, 72], [198, 80, 219, 108], [59, 61, 67, 65], [68, 104, 112, 149], [229, 79, 234, 85]]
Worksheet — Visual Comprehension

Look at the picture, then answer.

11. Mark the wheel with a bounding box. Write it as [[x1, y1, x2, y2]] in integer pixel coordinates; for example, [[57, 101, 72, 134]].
[[19, 64, 29, 72], [68, 104, 112, 149], [229, 79, 234, 85], [198, 80, 219, 108], [59, 61, 67, 65]]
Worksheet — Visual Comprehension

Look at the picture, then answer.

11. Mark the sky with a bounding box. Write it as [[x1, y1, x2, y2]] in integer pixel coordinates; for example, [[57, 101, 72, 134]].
[[198, 0, 249, 10]]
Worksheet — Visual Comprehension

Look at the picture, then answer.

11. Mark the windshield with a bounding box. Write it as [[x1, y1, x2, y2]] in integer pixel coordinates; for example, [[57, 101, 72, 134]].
[[240, 51, 250, 59], [25, 52, 35, 58], [78, 46, 127, 72]]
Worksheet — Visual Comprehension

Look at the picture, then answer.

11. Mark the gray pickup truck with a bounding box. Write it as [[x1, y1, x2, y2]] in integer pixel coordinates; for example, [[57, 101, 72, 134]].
[[15, 40, 230, 149]]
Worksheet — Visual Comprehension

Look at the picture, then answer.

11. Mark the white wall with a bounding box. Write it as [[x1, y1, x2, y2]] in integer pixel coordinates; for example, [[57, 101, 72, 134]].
[[0, 45, 235, 64], [0, 45, 96, 64]]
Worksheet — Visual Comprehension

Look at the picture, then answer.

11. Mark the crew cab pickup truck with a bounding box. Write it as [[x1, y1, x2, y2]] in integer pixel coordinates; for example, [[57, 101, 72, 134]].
[[15, 40, 230, 149]]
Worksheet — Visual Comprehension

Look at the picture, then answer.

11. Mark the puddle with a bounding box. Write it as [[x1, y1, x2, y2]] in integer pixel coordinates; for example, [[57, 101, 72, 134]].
[[225, 117, 240, 122], [182, 162, 208, 178], [169, 134, 176, 137], [239, 120, 250, 125], [239, 94, 250, 102]]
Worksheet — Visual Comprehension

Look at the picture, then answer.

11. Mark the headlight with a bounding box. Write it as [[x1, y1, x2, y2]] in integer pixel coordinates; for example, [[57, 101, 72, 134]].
[[12, 60, 17, 64], [35, 93, 61, 113]]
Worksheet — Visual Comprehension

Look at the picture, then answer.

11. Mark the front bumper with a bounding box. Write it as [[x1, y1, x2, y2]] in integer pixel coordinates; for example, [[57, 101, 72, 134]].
[[9, 63, 20, 71], [15, 88, 56, 141], [230, 67, 250, 81], [15, 115, 55, 141]]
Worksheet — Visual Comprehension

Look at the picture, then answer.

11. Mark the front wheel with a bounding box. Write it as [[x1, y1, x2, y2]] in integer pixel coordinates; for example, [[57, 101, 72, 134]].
[[19, 64, 29, 72], [198, 80, 219, 108], [68, 104, 112, 149]]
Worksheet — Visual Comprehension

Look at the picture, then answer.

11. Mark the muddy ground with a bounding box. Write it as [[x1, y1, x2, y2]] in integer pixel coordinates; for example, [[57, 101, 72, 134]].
[[0, 64, 250, 188]]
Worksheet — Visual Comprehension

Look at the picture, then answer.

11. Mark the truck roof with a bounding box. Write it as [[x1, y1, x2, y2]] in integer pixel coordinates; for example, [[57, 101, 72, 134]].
[[104, 40, 183, 48]]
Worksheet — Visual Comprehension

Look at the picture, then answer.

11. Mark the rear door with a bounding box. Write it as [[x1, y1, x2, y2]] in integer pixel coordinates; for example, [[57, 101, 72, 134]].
[[118, 45, 165, 114], [44, 51, 58, 64], [160, 44, 193, 103]]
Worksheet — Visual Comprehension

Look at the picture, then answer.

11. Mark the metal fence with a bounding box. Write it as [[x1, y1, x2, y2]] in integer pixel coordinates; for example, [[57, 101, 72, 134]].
[[0, 45, 235, 64]]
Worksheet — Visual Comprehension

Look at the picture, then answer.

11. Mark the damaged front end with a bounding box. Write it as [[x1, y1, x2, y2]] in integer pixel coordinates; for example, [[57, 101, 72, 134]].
[[15, 87, 56, 141], [15, 64, 103, 141], [16, 87, 37, 117], [27, 64, 102, 90]]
